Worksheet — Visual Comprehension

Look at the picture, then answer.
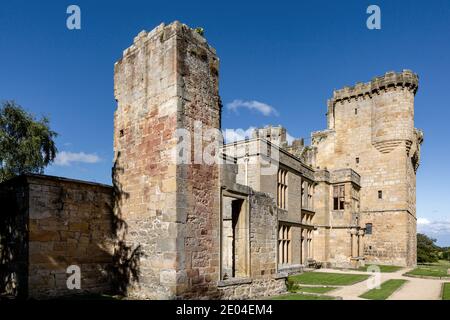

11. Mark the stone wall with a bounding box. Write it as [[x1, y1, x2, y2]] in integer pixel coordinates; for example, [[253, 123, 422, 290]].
[[113, 22, 181, 299], [0, 177, 28, 298], [114, 21, 221, 299], [312, 168, 363, 267], [249, 192, 278, 278], [312, 70, 421, 266], [218, 278, 286, 300], [177, 22, 221, 299], [217, 191, 287, 299], [0, 174, 114, 299]]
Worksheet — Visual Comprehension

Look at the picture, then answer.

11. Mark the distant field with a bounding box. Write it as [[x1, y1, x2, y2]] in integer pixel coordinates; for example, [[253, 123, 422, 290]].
[[289, 272, 369, 286], [359, 279, 407, 300]]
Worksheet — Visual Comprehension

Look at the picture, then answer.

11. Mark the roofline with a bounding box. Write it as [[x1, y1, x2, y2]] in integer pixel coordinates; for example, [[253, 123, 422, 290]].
[[0, 173, 113, 189], [223, 137, 316, 172]]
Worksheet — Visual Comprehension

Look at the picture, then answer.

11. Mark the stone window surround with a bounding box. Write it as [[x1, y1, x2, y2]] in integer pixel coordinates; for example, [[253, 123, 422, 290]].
[[278, 224, 292, 265], [277, 168, 288, 209], [333, 184, 345, 210], [301, 178, 314, 211]]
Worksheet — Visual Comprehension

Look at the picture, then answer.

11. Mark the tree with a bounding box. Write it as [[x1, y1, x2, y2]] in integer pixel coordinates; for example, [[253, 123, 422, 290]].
[[0, 101, 57, 182], [442, 248, 450, 261], [417, 233, 440, 263]]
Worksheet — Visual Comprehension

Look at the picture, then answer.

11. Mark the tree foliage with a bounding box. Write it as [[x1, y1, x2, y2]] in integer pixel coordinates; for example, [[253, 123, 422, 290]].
[[417, 233, 440, 263], [441, 248, 450, 261], [0, 101, 57, 182]]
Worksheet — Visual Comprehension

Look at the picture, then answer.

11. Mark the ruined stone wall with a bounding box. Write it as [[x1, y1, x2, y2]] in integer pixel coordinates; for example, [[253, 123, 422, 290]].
[[113, 23, 180, 299], [248, 192, 278, 278], [0, 177, 28, 298], [218, 192, 286, 299], [312, 170, 331, 263], [0, 175, 114, 299], [312, 70, 421, 266], [114, 22, 221, 299], [27, 176, 113, 298], [218, 278, 286, 300], [176, 23, 221, 298]]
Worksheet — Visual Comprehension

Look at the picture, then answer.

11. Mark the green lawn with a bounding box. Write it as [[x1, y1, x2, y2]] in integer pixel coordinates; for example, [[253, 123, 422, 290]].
[[289, 272, 369, 286], [270, 293, 335, 300], [442, 283, 450, 300], [295, 286, 337, 294], [359, 279, 407, 300], [405, 261, 450, 278], [358, 264, 403, 273]]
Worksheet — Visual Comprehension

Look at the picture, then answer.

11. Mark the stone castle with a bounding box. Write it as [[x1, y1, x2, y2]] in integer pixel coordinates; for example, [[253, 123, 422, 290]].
[[0, 21, 423, 299]]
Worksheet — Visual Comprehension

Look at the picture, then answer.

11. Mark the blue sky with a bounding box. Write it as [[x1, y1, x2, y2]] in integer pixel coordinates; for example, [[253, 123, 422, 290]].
[[1, 0, 449, 245]]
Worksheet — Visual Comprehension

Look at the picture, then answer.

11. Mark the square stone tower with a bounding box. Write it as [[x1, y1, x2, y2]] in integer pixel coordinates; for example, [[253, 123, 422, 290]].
[[113, 22, 221, 298], [312, 70, 423, 266]]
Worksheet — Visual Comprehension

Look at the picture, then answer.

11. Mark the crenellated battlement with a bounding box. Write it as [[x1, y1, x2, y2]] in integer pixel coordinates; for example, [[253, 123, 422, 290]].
[[331, 70, 419, 104], [119, 21, 216, 60]]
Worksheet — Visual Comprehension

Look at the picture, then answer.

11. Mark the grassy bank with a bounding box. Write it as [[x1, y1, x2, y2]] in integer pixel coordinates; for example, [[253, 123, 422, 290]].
[[289, 272, 369, 286], [359, 279, 407, 300]]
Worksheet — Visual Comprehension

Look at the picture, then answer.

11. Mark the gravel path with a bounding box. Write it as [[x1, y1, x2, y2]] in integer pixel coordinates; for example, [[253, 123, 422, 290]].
[[312, 268, 446, 300]]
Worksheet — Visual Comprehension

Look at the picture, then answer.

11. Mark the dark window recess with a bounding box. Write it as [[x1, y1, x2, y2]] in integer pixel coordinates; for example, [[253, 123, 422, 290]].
[[119, 129, 124, 137], [355, 108, 358, 115], [378, 190, 383, 199], [366, 223, 373, 235], [333, 185, 345, 210], [356, 157, 359, 164]]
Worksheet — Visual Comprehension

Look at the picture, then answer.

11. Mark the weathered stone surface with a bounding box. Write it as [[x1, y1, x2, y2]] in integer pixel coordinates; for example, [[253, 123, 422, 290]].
[[312, 70, 422, 266], [0, 175, 114, 299], [0, 22, 421, 301], [113, 21, 221, 299], [218, 278, 286, 300]]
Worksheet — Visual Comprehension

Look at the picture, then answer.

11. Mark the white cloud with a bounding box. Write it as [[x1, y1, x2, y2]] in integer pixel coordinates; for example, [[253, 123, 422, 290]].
[[54, 151, 101, 166], [417, 218, 430, 225], [417, 217, 450, 245], [417, 218, 450, 235], [226, 100, 279, 117]]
